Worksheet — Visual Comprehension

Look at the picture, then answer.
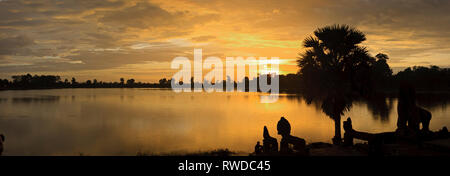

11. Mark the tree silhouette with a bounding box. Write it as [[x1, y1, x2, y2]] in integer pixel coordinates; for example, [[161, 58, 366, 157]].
[[297, 24, 376, 144], [126, 79, 135, 86], [372, 53, 393, 90], [0, 74, 170, 89], [71, 77, 77, 85], [120, 78, 125, 87], [395, 65, 449, 91]]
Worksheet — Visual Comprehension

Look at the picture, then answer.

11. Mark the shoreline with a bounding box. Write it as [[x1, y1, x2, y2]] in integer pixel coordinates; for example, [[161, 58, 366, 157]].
[[2, 87, 450, 96]]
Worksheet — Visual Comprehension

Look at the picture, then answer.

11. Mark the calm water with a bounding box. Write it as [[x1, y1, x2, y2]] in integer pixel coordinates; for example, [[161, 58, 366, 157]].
[[0, 88, 448, 155]]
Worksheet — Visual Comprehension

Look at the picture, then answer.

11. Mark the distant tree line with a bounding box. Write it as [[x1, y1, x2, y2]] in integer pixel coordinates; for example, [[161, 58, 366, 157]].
[[0, 74, 171, 90], [0, 65, 447, 92], [394, 65, 450, 91]]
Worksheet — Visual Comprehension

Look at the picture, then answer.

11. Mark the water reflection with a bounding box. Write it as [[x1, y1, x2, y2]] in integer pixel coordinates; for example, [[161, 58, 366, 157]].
[[364, 96, 394, 123], [415, 93, 450, 111], [11, 95, 60, 104], [0, 89, 448, 155]]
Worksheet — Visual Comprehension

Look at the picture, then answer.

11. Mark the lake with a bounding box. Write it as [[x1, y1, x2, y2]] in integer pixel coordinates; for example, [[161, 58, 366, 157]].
[[0, 88, 448, 155]]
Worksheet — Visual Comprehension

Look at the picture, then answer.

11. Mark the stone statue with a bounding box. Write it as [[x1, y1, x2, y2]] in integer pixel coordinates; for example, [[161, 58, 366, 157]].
[[0, 134, 4, 156], [397, 83, 432, 136], [262, 126, 278, 154], [277, 117, 306, 154], [254, 141, 263, 154]]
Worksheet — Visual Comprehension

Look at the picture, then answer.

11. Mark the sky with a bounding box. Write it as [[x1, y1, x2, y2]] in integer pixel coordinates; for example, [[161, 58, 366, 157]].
[[1, 0, 449, 82]]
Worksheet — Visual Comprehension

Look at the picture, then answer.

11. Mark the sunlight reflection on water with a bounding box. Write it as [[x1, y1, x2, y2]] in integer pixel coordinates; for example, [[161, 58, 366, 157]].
[[0, 88, 448, 155]]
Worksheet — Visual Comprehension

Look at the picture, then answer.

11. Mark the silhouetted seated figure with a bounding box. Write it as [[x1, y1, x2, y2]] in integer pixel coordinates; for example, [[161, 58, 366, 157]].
[[397, 83, 432, 137], [277, 117, 306, 154], [254, 141, 263, 154], [436, 127, 449, 138], [262, 126, 278, 154], [0, 134, 4, 156]]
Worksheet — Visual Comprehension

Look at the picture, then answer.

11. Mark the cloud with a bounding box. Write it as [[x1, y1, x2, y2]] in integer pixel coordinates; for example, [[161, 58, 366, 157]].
[[191, 35, 216, 42], [100, 2, 177, 29], [0, 0, 449, 81], [0, 35, 34, 55], [100, 1, 219, 30]]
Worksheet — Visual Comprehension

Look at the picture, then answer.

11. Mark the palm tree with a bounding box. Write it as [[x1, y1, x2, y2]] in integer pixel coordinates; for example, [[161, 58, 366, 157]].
[[297, 24, 375, 144]]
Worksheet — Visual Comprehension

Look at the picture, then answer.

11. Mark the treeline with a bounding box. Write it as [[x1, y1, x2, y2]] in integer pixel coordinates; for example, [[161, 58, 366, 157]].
[[174, 74, 299, 92], [292, 65, 449, 93], [0, 74, 170, 90], [0, 65, 448, 92], [0, 73, 312, 92], [394, 65, 450, 91]]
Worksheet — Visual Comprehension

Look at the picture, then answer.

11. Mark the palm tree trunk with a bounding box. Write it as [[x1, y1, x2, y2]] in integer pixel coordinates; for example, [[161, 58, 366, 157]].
[[332, 114, 342, 145]]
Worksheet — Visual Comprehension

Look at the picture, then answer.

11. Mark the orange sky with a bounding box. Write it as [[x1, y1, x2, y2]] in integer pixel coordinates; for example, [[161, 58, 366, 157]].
[[0, 0, 449, 82]]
